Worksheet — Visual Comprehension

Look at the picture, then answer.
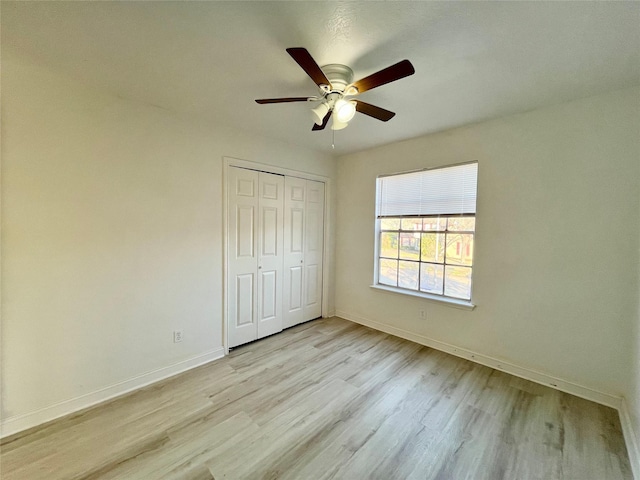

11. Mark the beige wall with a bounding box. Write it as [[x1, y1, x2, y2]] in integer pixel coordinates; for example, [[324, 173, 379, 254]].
[[628, 192, 640, 469], [335, 87, 640, 400], [0, 51, 336, 434]]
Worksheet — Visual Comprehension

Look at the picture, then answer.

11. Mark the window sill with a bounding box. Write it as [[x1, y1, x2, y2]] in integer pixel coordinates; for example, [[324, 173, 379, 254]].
[[369, 284, 476, 310]]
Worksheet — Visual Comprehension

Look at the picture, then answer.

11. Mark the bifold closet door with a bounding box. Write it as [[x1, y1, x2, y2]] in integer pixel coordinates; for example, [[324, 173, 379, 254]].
[[227, 167, 283, 348], [283, 177, 325, 329], [256, 172, 284, 339], [283, 176, 306, 328], [302, 180, 325, 321]]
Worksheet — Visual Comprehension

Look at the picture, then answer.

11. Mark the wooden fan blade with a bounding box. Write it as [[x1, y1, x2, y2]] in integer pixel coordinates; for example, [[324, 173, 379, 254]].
[[354, 100, 396, 122], [287, 47, 331, 88], [255, 97, 310, 104], [351, 59, 415, 94], [312, 111, 332, 131]]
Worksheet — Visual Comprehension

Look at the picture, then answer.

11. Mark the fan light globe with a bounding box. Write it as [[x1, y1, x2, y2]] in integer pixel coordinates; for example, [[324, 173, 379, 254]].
[[331, 118, 349, 131], [311, 103, 329, 125], [335, 99, 357, 123]]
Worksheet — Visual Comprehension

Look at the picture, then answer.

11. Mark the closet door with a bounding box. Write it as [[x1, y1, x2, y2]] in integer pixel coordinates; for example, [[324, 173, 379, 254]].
[[228, 167, 259, 348], [303, 180, 325, 321], [257, 172, 284, 338], [228, 168, 284, 348], [282, 176, 306, 329]]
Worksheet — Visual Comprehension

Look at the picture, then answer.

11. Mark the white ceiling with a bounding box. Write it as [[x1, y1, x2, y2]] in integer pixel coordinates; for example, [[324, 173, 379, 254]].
[[3, 1, 640, 155]]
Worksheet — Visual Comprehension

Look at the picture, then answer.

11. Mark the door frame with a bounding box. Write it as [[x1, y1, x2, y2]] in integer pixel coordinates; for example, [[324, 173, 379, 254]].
[[223, 157, 332, 354]]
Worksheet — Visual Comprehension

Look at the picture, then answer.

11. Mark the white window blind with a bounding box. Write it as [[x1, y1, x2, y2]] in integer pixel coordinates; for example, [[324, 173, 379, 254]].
[[377, 162, 478, 217]]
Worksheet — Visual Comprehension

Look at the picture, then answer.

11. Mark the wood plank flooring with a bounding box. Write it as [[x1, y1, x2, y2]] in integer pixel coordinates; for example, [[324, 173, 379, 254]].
[[1, 317, 632, 479]]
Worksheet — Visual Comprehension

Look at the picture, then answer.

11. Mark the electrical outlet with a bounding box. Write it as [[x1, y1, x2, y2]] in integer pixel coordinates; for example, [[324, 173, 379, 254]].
[[173, 330, 183, 343], [420, 310, 427, 319]]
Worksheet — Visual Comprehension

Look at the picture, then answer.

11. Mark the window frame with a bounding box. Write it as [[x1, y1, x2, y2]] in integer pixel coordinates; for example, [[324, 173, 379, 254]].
[[372, 163, 477, 310]]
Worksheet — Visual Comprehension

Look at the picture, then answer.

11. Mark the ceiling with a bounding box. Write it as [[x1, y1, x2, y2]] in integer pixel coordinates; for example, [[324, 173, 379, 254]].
[[3, 1, 640, 156]]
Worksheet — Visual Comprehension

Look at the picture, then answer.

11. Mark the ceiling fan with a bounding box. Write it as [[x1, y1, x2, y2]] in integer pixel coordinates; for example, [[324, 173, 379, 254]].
[[255, 48, 415, 131]]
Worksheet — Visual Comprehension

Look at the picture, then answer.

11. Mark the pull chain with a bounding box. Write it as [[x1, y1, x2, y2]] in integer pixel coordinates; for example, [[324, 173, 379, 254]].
[[332, 127, 335, 149]]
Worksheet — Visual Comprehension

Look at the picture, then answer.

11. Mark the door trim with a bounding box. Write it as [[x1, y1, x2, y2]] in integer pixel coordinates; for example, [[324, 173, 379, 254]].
[[223, 157, 331, 354]]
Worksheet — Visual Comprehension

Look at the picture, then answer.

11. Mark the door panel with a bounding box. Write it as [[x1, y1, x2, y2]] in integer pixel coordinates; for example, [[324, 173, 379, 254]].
[[306, 211, 319, 251], [289, 266, 303, 310], [290, 209, 304, 253], [236, 206, 255, 257], [290, 185, 305, 201], [228, 167, 259, 347], [259, 269, 277, 320], [236, 274, 254, 326], [261, 206, 278, 257], [305, 264, 318, 305], [236, 178, 255, 197], [257, 172, 284, 339], [283, 176, 306, 328], [303, 180, 325, 321]]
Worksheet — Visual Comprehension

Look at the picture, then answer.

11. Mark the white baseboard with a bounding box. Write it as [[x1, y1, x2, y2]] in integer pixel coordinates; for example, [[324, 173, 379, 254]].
[[620, 397, 640, 479], [0, 347, 225, 439], [336, 310, 622, 409]]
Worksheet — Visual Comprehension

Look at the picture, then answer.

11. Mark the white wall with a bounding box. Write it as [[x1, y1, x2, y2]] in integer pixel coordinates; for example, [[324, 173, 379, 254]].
[[335, 87, 640, 402], [0, 50, 336, 435], [628, 292, 640, 475], [625, 191, 640, 473]]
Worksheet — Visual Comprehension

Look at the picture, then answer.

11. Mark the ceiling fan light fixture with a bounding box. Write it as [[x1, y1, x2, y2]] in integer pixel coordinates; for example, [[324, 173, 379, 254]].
[[256, 48, 413, 133], [311, 102, 330, 125], [331, 117, 349, 131], [334, 99, 357, 123]]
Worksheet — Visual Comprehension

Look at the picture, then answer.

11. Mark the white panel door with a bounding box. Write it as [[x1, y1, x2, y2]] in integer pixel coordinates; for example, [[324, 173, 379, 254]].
[[303, 180, 325, 321], [257, 172, 284, 339], [283, 176, 306, 329], [228, 167, 259, 348]]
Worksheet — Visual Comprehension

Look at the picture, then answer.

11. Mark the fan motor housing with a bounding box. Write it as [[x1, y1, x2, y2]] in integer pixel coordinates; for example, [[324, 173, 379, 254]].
[[321, 64, 354, 93]]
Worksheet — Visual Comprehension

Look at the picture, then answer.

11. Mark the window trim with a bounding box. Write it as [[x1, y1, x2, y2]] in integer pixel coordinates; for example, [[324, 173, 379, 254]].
[[369, 283, 475, 310]]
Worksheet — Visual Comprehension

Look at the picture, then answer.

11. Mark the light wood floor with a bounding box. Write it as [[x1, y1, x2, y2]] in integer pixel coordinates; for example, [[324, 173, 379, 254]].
[[1, 317, 632, 480]]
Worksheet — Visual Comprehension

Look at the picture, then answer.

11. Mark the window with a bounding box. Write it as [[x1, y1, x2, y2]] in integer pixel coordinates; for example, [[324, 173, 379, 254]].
[[375, 162, 478, 302]]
